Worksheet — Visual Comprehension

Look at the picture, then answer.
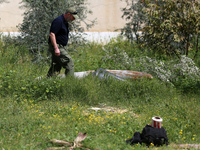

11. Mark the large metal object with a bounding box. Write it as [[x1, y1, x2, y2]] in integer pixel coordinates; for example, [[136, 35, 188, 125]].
[[106, 69, 153, 80], [36, 69, 153, 80], [93, 68, 153, 81]]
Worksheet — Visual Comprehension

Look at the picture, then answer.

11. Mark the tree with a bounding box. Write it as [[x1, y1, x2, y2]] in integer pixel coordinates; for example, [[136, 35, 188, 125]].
[[141, 0, 200, 59], [120, 0, 148, 43], [17, 0, 95, 56], [121, 0, 200, 60]]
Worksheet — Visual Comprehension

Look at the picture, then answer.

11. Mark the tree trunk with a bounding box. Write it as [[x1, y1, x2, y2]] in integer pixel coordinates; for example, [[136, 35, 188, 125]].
[[193, 33, 199, 60], [185, 34, 190, 56]]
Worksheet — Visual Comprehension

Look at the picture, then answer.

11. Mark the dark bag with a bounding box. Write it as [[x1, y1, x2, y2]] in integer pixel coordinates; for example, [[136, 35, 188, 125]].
[[126, 132, 142, 145], [140, 125, 169, 146]]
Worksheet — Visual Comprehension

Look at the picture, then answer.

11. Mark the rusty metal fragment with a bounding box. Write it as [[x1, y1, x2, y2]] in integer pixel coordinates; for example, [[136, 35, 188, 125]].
[[36, 69, 153, 80], [93, 68, 153, 80], [73, 132, 87, 148], [50, 139, 71, 146], [106, 69, 153, 80]]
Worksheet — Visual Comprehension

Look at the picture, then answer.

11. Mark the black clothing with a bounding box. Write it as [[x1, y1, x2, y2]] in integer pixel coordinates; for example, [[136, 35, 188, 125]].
[[48, 15, 69, 46], [126, 125, 168, 147], [140, 125, 168, 146]]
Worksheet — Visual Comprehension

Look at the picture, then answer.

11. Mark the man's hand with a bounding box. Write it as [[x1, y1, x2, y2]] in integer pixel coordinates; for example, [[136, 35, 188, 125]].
[[55, 47, 60, 56]]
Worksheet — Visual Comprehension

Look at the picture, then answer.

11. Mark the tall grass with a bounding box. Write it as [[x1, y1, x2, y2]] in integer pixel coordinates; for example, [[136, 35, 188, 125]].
[[0, 36, 199, 149]]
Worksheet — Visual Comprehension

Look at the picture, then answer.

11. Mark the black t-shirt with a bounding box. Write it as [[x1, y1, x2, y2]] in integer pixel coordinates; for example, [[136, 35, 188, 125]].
[[48, 15, 69, 46]]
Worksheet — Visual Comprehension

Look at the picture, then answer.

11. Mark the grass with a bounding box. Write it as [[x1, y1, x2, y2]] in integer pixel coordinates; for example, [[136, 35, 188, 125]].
[[1, 94, 199, 150], [0, 38, 200, 149]]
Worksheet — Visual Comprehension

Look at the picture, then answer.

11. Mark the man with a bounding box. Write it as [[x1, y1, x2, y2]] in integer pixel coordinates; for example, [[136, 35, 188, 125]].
[[47, 8, 78, 77]]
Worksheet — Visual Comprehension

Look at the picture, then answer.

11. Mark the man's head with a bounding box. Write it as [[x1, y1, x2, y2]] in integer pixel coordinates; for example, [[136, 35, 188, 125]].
[[64, 7, 78, 22]]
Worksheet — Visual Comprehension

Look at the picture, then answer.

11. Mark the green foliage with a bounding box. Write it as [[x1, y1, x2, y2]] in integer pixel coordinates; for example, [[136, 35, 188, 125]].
[[0, 36, 200, 149], [121, 0, 200, 59], [0, 89, 199, 149], [139, 55, 200, 93], [96, 38, 200, 94], [17, 0, 95, 55], [141, 0, 200, 59], [101, 37, 148, 70], [1, 35, 200, 96], [73, 42, 105, 71], [120, 0, 148, 43]]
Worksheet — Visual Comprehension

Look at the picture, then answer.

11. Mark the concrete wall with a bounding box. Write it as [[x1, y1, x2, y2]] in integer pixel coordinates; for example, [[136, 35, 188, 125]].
[[0, 0, 24, 32], [87, 0, 127, 32], [0, 0, 127, 32]]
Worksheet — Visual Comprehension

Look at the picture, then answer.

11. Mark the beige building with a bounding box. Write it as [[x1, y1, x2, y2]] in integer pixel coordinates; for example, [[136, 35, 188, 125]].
[[0, 0, 127, 32], [0, 0, 24, 32]]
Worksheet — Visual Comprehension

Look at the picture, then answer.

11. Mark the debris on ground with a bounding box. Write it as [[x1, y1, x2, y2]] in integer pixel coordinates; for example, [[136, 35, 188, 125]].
[[92, 68, 153, 81], [50, 139, 71, 146], [47, 132, 88, 150], [60, 68, 153, 80], [89, 106, 129, 114], [73, 132, 87, 148], [98, 69, 153, 80], [36, 68, 153, 81], [88, 106, 138, 117], [172, 144, 200, 149]]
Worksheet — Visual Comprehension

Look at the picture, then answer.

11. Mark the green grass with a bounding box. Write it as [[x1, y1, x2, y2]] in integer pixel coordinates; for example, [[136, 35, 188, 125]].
[[0, 38, 200, 149], [1, 94, 199, 150]]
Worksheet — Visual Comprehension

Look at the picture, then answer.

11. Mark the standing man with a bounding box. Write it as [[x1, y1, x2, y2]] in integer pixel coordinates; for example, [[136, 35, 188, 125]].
[[47, 8, 78, 77]]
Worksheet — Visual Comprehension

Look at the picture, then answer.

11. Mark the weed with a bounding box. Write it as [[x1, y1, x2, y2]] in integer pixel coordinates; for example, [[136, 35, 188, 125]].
[[0, 36, 199, 149]]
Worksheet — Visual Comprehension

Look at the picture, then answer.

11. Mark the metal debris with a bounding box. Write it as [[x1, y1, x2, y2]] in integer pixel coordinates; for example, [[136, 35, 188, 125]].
[[49, 132, 88, 150], [93, 68, 153, 81], [73, 132, 87, 148], [50, 139, 71, 146], [36, 68, 153, 81], [106, 69, 153, 79]]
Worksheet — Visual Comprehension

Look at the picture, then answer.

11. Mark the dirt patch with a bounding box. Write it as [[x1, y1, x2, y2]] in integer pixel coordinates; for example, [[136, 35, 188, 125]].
[[89, 106, 138, 117], [171, 144, 200, 149]]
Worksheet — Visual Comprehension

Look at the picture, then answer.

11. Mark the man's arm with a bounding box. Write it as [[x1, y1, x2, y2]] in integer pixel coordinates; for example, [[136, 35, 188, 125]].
[[50, 32, 60, 56]]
